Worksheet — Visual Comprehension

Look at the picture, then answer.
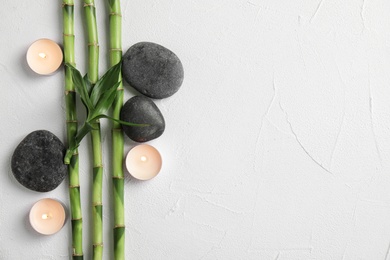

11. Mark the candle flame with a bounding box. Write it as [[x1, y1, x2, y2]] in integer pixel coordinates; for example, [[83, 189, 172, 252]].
[[41, 213, 51, 220], [38, 52, 47, 59], [140, 156, 148, 162]]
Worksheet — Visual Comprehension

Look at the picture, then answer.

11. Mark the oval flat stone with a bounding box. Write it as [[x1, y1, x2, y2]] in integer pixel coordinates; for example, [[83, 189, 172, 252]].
[[122, 42, 184, 99], [120, 96, 165, 142], [11, 130, 67, 192]]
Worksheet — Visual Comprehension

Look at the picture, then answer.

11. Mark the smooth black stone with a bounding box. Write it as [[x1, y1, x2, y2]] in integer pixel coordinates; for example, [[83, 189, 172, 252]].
[[11, 130, 67, 192], [120, 96, 165, 142], [122, 42, 184, 99]]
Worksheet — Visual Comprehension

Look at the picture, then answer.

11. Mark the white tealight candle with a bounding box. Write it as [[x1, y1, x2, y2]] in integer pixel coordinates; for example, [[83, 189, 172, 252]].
[[29, 198, 66, 235], [26, 39, 63, 75], [125, 144, 162, 180]]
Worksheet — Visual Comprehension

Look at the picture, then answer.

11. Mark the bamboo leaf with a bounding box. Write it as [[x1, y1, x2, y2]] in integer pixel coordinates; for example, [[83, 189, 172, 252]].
[[75, 121, 94, 144], [90, 61, 121, 106], [89, 81, 120, 119], [83, 74, 93, 95], [92, 114, 150, 127], [66, 63, 93, 110]]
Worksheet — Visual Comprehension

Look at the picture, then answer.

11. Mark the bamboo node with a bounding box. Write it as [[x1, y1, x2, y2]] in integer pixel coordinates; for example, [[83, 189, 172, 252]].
[[71, 217, 82, 221], [72, 254, 83, 257], [83, 3, 95, 7], [66, 120, 78, 123], [93, 165, 103, 169], [63, 33, 75, 37], [93, 243, 103, 247], [116, 88, 124, 91], [69, 184, 80, 188], [109, 12, 122, 17], [114, 225, 126, 228], [65, 90, 76, 95], [62, 3, 74, 7], [93, 202, 103, 206], [88, 42, 99, 47], [110, 48, 122, 52], [112, 176, 125, 180]]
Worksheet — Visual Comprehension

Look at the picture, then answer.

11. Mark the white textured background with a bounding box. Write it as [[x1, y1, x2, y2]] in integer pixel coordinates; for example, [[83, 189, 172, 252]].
[[1, 0, 390, 259]]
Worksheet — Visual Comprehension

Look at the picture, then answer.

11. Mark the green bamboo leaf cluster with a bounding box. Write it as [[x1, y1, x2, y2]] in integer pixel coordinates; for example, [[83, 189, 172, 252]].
[[63, 62, 143, 164], [63, 61, 117, 164], [70, 62, 121, 117]]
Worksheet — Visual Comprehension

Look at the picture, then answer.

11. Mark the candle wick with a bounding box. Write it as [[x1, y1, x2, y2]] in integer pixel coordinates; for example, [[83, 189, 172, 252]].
[[38, 53, 47, 59], [140, 156, 148, 162]]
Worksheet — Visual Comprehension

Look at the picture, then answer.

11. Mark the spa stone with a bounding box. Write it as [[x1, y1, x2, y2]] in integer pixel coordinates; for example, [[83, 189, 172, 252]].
[[120, 96, 165, 142], [11, 130, 67, 192], [122, 42, 184, 99]]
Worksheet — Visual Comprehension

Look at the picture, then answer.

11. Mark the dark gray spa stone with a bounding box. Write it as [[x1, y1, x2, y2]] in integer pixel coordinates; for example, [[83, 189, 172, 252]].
[[11, 130, 67, 192], [120, 96, 165, 142], [122, 42, 184, 99]]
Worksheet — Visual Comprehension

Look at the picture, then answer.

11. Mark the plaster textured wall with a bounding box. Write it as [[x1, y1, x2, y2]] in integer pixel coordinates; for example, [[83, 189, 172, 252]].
[[1, 0, 390, 259]]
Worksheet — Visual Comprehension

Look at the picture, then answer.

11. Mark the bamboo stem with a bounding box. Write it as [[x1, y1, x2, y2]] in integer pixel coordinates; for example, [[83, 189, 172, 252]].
[[91, 128, 103, 260], [107, 0, 125, 259], [84, 0, 99, 84], [63, 1, 84, 259], [83, 0, 103, 259]]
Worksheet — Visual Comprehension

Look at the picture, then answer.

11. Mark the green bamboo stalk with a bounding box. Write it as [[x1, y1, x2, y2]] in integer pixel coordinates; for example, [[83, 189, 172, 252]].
[[83, 1, 103, 259], [84, 0, 99, 83], [63, 1, 84, 259], [91, 126, 103, 260], [107, 0, 125, 259]]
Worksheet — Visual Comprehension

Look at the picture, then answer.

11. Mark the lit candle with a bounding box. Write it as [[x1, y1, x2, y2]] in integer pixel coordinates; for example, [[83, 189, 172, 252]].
[[29, 198, 66, 235], [26, 39, 63, 75], [125, 144, 162, 180]]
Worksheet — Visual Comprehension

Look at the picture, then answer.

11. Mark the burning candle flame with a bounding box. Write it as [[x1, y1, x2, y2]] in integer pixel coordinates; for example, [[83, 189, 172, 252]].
[[140, 156, 147, 162], [41, 213, 51, 220], [38, 52, 47, 59]]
